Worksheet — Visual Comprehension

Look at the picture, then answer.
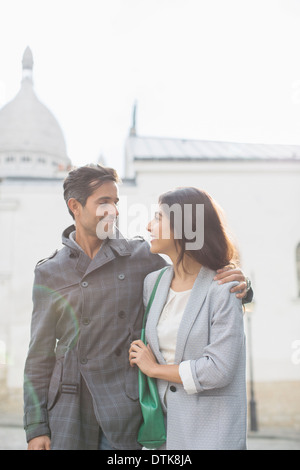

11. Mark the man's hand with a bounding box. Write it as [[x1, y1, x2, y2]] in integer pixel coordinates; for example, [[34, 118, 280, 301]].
[[27, 435, 51, 450], [214, 266, 250, 299]]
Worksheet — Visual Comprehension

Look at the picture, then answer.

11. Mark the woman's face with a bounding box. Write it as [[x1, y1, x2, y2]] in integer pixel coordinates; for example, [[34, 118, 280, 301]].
[[147, 205, 177, 256]]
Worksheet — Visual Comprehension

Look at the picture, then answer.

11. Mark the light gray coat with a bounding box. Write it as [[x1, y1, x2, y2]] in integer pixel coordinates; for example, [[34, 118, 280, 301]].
[[144, 266, 247, 450]]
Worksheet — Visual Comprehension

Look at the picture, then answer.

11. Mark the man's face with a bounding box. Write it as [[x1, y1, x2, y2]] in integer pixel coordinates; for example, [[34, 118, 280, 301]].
[[75, 181, 119, 239]]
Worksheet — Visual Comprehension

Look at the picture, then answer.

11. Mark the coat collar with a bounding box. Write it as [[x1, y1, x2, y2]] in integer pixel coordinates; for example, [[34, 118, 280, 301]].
[[62, 225, 132, 276], [146, 265, 215, 364], [174, 266, 215, 363]]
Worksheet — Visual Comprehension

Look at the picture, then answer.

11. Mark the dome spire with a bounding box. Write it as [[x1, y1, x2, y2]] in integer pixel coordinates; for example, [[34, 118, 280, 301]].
[[22, 46, 34, 83], [130, 101, 137, 136]]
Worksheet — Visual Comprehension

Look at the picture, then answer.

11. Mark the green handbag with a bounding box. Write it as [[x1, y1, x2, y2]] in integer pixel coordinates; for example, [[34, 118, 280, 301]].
[[137, 267, 168, 449]]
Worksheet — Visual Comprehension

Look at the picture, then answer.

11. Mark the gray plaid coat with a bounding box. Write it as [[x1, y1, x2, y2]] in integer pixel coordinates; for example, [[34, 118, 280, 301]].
[[23, 225, 167, 450]]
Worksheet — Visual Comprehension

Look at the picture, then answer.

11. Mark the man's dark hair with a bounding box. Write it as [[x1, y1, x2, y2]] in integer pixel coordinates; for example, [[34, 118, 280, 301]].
[[63, 164, 120, 219]]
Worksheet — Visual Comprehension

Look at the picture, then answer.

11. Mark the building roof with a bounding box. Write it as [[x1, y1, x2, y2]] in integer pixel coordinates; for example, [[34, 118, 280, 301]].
[[126, 135, 300, 162]]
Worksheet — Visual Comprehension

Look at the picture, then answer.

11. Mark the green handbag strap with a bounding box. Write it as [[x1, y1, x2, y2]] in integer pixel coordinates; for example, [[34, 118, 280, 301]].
[[141, 267, 168, 343]]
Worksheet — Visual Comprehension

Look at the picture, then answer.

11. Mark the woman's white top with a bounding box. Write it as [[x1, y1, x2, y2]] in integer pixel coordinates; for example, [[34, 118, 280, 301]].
[[157, 288, 197, 395]]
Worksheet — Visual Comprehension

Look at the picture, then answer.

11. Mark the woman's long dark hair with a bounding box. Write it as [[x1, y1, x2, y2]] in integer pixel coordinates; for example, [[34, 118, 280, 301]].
[[159, 187, 239, 271]]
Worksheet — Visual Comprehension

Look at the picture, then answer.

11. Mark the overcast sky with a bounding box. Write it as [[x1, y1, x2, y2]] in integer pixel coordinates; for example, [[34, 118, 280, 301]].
[[1, 0, 300, 176]]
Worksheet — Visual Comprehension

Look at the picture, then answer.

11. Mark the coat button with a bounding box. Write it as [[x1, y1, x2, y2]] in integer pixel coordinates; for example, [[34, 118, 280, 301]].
[[82, 318, 90, 325], [80, 358, 88, 364], [118, 273, 125, 280], [118, 310, 126, 319], [170, 385, 177, 392], [81, 281, 89, 288]]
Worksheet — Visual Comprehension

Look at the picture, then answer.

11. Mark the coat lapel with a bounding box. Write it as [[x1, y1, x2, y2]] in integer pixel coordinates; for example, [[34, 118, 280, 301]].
[[146, 265, 215, 365], [80, 231, 132, 278], [174, 266, 215, 363], [145, 266, 174, 365]]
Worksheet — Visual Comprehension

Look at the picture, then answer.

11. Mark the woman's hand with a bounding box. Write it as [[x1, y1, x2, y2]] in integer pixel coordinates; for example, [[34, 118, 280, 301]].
[[129, 340, 158, 377]]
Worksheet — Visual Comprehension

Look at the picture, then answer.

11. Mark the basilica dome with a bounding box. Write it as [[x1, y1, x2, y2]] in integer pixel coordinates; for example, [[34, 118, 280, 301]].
[[0, 47, 71, 178]]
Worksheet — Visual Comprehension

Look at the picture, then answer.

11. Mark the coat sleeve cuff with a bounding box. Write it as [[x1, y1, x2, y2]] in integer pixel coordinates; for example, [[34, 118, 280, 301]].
[[25, 423, 51, 443], [179, 360, 198, 395], [242, 287, 253, 304], [24, 408, 50, 442]]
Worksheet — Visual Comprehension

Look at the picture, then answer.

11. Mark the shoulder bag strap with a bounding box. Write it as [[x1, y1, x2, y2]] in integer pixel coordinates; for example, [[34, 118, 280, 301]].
[[141, 267, 168, 343]]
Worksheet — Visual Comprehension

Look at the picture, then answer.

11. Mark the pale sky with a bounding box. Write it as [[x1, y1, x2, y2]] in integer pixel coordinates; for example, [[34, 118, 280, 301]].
[[1, 0, 300, 176]]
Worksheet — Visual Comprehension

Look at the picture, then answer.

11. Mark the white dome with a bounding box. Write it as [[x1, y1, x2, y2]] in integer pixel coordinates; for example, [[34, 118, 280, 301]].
[[0, 81, 68, 159], [0, 47, 71, 178]]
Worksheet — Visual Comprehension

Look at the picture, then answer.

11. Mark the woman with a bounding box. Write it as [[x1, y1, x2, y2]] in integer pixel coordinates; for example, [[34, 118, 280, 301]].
[[129, 187, 247, 450]]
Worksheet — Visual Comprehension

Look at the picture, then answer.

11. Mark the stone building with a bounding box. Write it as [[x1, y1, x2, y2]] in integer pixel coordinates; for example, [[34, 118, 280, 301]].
[[121, 117, 300, 428], [0, 48, 72, 408], [0, 50, 299, 429], [0, 47, 70, 179]]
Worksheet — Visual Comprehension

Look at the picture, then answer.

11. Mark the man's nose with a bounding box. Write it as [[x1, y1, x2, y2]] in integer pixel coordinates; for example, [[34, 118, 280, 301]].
[[146, 219, 153, 232]]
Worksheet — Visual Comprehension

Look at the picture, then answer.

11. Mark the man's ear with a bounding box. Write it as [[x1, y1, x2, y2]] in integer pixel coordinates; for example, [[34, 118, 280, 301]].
[[67, 198, 81, 218]]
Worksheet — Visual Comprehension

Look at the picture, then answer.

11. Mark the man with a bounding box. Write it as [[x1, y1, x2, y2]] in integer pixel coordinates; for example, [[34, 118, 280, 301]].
[[24, 164, 252, 450]]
